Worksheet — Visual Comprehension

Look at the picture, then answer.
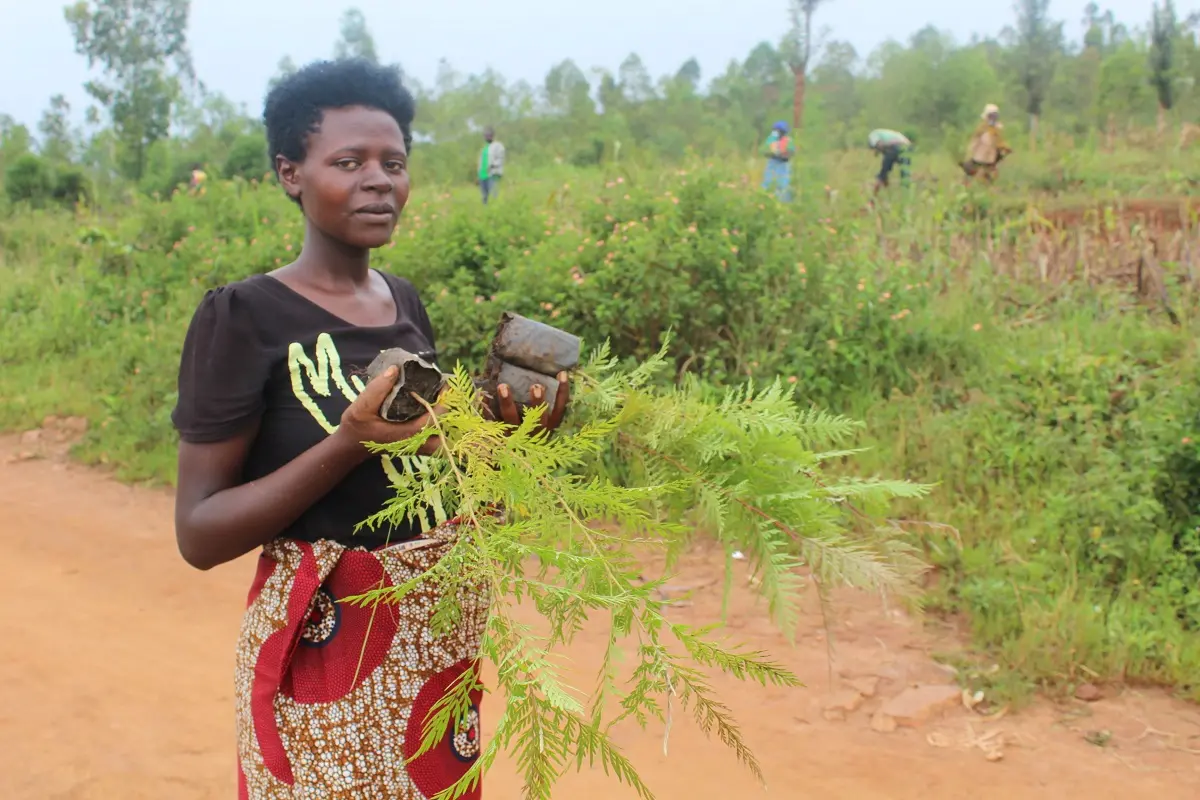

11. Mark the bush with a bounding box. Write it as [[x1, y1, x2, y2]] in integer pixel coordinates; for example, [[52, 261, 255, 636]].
[[223, 132, 270, 181], [2, 154, 1199, 699], [857, 312, 1200, 695], [5, 153, 52, 206], [52, 167, 91, 206]]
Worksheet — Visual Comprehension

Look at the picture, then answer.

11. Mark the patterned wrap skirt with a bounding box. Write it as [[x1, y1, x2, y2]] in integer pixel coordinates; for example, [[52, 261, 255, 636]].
[[235, 525, 488, 799]]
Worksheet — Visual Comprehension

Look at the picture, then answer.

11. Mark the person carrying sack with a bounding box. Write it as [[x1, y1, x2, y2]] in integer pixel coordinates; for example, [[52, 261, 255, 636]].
[[868, 128, 913, 194], [962, 104, 1011, 184]]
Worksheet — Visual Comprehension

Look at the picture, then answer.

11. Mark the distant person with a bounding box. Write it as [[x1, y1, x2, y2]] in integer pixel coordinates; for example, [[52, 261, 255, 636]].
[[962, 104, 1011, 184], [761, 121, 795, 202], [868, 129, 913, 194], [188, 163, 207, 192], [478, 126, 506, 204]]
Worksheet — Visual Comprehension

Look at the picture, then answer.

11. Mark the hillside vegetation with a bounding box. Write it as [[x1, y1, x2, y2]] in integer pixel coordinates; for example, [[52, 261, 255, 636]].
[[3, 145, 1199, 701]]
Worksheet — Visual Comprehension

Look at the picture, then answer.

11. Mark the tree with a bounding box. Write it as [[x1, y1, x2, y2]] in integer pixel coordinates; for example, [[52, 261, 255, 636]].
[[595, 70, 624, 114], [617, 53, 654, 104], [737, 42, 789, 135], [0, 115, 34, 177], [781, 0, 826, 136], [543, 60, 593, 117], [1008, 0, 1065, 147], [1082, 3, 1115, 52], [334, 7, 378, 63], [223, 131, 269, 179], [38, 95, 76, 163], [1097, 40, 1155, 129], [5, 153, 52, 206], [1150, 0, 1180, 134], [862, 32, 1003, 145], [811, 40, 859, 135], [269, 56, 297, 90], [674, 58, 702, 93], [64, 0, 194, 180]]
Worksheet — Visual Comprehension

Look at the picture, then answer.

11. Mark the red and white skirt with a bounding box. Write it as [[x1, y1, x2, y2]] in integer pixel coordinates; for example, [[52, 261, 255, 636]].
[[235, 527, 487, 799]]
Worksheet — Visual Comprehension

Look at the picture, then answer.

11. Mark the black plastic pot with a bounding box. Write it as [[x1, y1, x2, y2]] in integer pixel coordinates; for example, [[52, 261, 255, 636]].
[[480, 312, 581, 414], [365, 348, 446, 422]]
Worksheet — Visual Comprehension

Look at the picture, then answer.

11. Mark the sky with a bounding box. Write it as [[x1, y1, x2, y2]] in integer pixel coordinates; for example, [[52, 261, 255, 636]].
[[0, 0, 1177, 130]]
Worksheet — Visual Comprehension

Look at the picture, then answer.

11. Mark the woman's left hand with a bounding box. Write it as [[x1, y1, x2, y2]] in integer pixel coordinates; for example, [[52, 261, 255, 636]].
[[488, 371, 571, 433]]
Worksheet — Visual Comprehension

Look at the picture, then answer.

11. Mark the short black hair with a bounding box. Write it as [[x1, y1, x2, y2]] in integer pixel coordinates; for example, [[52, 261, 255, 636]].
[[263, 58, 415, 177]]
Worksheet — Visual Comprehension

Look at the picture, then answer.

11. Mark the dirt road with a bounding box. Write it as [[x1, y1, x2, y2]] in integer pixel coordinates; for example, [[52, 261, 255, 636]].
[[1, 429, 1198, 799]]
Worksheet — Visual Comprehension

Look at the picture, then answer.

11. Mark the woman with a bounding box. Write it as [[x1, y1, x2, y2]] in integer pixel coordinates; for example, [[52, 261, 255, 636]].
[[171, 59, 567, 799], [962, 103, 1011, 185], [760, 120, 795, 202]]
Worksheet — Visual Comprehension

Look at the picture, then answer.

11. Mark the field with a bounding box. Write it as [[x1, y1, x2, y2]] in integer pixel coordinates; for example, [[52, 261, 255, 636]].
[[2, 142, 1199, 708]]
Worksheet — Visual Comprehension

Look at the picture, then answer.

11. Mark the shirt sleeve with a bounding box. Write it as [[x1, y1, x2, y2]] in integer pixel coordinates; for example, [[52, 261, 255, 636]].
[[171, 285, 268, 443]]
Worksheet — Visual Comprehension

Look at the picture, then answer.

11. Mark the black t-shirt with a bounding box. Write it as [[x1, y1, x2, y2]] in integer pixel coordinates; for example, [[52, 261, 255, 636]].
[[171, 271, 438, 549]]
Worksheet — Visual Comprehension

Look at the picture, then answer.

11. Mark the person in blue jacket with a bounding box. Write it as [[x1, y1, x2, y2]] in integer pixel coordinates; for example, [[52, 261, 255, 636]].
[[761, 121, 796, 201]]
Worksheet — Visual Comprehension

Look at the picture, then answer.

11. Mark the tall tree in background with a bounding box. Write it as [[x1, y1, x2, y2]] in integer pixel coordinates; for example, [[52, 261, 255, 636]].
[[618, 54, 654, 104], [6, 2, 1192, 194], [544, 60, 594, 118], [782, 0, 825, 136], [1096, 40, 1154, 129], [675, 58, 702, 94], [1150, 0, 1179, 135], [0, 116, 34, 179], [334, 8, 378, 63], [64, 0, 193, 180], [38, 95, 75, 163], [1079, 3, 1129, 145], [269, 56, 298, 90], [1008, 0, 1064, 148], [1082, 3, 1114, 52]]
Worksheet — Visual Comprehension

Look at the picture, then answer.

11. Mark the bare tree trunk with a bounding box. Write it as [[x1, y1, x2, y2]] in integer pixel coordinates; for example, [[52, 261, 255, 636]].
[[1106, 113, 1115, 152], [792, 68, 806, 134], [1158, 103, 1168, 138], [1029, 113, 1039, 153]]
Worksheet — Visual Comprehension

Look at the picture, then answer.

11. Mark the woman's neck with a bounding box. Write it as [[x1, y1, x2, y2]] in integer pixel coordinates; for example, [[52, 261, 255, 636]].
[[290, 220, 373, 287]]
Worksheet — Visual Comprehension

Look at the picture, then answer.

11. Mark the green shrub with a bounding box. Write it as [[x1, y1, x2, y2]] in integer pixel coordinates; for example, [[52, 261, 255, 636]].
[[2, 154, 1199, 699], [5, 153, 52, 206], [858, 310, 1200, 695], [223, 132, 270, 180], [52, 167, 91, 206]]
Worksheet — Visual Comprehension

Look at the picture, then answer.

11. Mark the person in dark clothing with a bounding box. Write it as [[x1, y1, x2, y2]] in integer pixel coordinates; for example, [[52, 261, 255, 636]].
[[170, 58, 567, 800], [868, 129, 913, 194]]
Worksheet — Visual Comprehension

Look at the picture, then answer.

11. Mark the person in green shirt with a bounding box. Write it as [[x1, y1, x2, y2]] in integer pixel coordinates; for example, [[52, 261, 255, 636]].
[[867, 129, 913, 195], [478, 126, 506, 205]]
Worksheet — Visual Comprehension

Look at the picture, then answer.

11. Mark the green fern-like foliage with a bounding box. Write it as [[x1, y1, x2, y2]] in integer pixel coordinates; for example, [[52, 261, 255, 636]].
[[348, 340, 930, 799]]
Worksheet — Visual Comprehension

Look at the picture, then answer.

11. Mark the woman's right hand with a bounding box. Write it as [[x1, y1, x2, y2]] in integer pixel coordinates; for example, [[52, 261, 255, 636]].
[[336, 366, 442, 457]]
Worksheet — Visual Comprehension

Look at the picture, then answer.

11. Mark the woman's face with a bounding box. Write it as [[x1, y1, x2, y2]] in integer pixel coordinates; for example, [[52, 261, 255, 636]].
[[278, 105, 410, 250]]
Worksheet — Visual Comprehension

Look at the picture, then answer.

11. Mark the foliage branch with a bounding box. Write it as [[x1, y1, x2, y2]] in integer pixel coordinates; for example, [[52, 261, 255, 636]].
[[330, 339, 927, 799]]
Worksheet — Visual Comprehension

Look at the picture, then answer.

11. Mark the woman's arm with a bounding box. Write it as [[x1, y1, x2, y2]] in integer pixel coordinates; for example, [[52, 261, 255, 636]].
[[175, 425, 365, 570], [174, 366, 438, 570]]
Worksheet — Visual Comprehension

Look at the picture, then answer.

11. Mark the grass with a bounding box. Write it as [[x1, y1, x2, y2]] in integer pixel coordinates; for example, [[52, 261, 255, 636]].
[[2, 143, 1198, 703]]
